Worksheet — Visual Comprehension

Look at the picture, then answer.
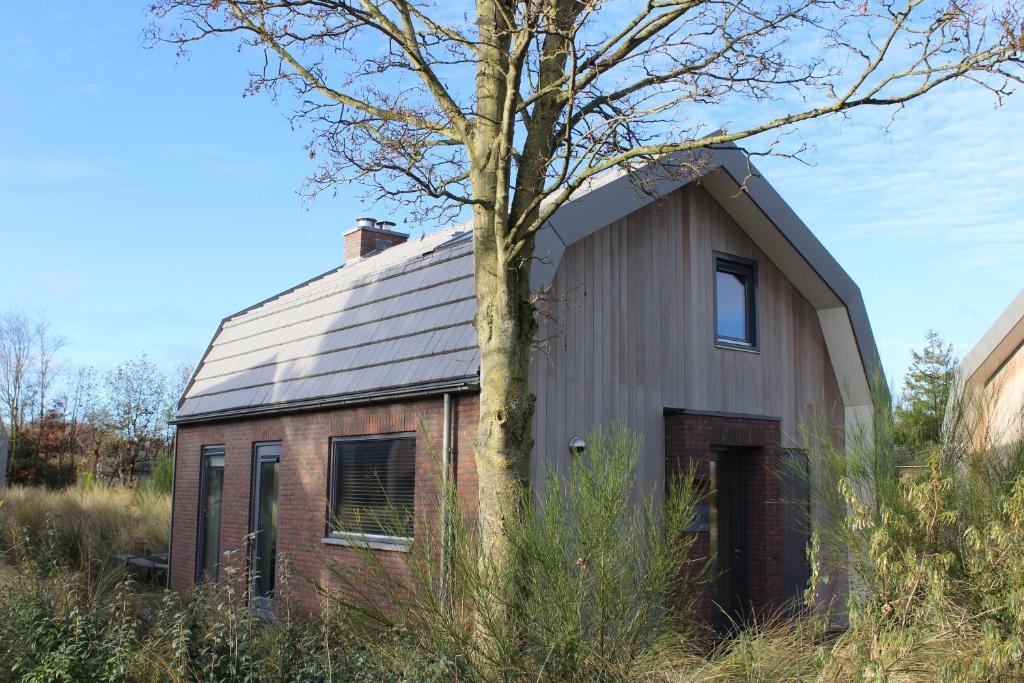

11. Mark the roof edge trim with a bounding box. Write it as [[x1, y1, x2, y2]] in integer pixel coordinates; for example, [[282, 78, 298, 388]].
[[960, 288, 1024, 386], [174, 376, 480, 425]]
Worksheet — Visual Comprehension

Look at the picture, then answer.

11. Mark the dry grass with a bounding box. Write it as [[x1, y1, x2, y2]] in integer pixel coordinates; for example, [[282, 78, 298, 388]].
[[0, 484, 169, 573]]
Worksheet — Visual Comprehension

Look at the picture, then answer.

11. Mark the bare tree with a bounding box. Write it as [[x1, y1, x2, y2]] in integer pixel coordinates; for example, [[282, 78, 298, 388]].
[[105, 354, 172, 486], [0, 310, 37, 475], [59, 365, 100, 468], [33, 316, 66, 454], [149, 0, 1023, 567]]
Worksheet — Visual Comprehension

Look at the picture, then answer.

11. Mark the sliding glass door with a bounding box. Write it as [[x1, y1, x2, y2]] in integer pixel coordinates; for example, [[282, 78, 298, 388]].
[[251, 442, 281, 610], [197, 445, 225, 582]]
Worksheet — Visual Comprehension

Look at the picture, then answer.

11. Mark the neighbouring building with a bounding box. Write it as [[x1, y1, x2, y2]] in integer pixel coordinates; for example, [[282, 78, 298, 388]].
[[956, 289, 1024, 449], [169, 146, 881, 628]]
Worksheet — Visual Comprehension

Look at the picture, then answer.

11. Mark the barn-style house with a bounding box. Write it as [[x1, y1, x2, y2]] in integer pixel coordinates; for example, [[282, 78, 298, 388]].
[[169, 146, 881, 625]]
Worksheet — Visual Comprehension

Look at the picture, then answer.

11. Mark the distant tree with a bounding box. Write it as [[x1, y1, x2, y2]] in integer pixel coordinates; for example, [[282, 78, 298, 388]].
[[105, 355, 173, 486], [895, 330, 957, 449], [32, 317, 65, 452], [59, 365, 100, 468], [0, 310, 37, 476], [166, 361, 194, 440]]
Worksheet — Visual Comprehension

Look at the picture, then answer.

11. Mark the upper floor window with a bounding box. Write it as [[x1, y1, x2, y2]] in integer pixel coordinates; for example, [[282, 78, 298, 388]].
[[714, 253, 758, 350], [328, 434, 416, 542]]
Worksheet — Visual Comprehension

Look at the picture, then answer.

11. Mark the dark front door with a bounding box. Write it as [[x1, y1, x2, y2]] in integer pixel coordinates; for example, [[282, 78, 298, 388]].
[[712, 450, 748, 630], [780, 451, 811, 611], [251, 442, 281, 612]]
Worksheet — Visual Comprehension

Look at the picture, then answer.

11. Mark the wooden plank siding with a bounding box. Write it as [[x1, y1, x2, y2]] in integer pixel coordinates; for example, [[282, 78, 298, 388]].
[[528, 184, 844, 488], [974, 341, 1024, 448]]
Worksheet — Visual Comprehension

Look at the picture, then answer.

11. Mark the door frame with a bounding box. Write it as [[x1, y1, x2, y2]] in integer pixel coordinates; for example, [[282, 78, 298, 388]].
[[195, 444, 226, 583], [710, 446, 752, 628], [249, 441, 282, 611]]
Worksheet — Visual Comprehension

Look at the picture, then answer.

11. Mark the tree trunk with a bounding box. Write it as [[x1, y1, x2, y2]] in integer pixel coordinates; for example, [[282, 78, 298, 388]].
[[472, 219, 537, 567]]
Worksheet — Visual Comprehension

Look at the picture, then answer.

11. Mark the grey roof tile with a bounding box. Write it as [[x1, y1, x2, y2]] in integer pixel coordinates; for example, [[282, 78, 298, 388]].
[[179, 229, 478, 419]]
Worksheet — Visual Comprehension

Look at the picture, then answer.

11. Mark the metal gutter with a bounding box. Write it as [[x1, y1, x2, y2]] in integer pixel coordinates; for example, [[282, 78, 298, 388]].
[[173, 376, 479, 425], [440, 392, 453, 606], [165, 429, 178, 589]]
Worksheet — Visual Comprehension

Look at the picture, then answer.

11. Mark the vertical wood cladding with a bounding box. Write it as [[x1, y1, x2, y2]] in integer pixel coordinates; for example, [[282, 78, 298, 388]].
[[529, 183, 844, 493]]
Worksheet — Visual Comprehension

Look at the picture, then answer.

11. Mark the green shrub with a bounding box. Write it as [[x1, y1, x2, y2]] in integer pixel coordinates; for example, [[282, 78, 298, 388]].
[[6, 414, 1024, 682], [321, 425, 702, 682], [0, 564, 139, 682], [147, 455, 174, 495]]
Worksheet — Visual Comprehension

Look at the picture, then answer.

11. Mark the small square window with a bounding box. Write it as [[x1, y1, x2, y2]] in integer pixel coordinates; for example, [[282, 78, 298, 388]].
[[714, 253, 758, 349], [327, 435, 416, 541]]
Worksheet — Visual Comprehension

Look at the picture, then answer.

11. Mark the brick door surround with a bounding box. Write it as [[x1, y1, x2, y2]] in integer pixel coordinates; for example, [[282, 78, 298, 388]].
[[664, 408, 785, 625]]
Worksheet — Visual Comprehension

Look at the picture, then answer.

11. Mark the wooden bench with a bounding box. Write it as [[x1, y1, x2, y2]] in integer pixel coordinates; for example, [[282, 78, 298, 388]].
[[116, 553, 169, 582]]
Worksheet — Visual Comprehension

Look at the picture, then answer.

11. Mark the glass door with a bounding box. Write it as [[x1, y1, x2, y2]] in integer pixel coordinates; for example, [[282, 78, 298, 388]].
[[251, 442, 281, 612], [197, 446, 225, 582]]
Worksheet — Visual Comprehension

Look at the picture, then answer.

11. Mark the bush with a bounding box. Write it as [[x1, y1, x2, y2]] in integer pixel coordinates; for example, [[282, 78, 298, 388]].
[[6, 416, 1024, 681], [8, 455, 77, 490], [147, 455, 174, 495], [0, 563, 139, 682], [321, 425, 703, 682], [0, 557, 369, 683]]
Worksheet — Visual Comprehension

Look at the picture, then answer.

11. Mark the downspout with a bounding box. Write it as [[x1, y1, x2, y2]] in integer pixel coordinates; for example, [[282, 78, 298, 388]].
[[165, 428, 178, 590], [440, 393, 453, 606]]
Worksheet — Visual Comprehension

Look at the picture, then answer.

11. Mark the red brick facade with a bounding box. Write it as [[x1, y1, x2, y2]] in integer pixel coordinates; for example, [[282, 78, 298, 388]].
[[664, 409, 790, 626], [171, 397, 810, 621], [169, 393, 479, 610]]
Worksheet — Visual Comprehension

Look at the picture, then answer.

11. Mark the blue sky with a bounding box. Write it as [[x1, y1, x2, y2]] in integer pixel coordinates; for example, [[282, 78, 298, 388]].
[[2, 2, 1022, 393]]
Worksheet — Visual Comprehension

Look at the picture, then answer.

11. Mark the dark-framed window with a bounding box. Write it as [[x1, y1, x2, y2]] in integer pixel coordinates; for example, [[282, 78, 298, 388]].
[[714, 252, 758, 349], [327, 434, 416, 541], [196, 445, 225, 582], [250, 442, 281, 602]]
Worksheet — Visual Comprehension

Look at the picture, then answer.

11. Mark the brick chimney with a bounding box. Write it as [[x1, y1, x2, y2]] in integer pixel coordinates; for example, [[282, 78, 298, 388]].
[[344, 217, 408, 262]]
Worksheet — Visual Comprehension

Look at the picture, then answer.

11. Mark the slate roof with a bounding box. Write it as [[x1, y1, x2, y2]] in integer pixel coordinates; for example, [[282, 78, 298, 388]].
[[177, 226, 478, 420]]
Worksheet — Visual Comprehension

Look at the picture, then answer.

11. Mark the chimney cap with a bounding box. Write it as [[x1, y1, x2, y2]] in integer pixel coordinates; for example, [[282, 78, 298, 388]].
[[355, 216, 376, 229], [376, 220, 397, 231]]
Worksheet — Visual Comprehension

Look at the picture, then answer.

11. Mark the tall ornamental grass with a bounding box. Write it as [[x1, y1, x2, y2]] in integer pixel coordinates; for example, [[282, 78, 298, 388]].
[[0, 483, 169, 573]]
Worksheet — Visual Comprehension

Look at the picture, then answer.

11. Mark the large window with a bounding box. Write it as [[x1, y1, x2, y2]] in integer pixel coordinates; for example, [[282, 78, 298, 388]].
[[196, 445, 225, 582], [714, 253, 758, 349], [328, 434, 416, 542], [251, 442, 280, 604]]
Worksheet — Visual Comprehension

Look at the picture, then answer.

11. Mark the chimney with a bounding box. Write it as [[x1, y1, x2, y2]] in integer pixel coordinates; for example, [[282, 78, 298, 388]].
[[344, 217, 408, 262]]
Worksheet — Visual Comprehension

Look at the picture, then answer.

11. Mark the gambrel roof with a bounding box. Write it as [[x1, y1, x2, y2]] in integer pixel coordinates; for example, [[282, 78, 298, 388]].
[[177, 227, 477, 419], [177, 144, 882, 423]]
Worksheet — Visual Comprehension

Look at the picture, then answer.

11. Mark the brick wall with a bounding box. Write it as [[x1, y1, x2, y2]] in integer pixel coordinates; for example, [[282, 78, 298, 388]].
[[343, 228, 408, 261], [170, 393, 479, 610], [664, 410, 785, 627]]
